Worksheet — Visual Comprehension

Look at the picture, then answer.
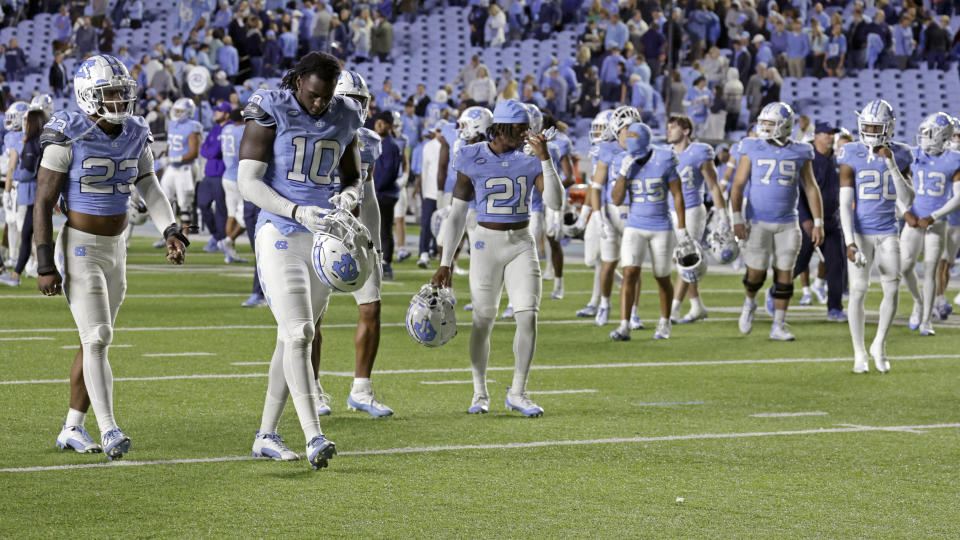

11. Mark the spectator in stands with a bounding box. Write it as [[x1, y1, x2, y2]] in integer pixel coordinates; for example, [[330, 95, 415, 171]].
[[785, 18, 810, 78], [626, 10, 647, 51], [544, 66, 568, 117], [577, 65, 600, 118], [116, 46, 135, 71], [74, 17, 97, 59], [535, 0, 561, 40], [217, 36, 240, 82], [732, 32, 753, 85], [795, 114, 814, 140], [454, 55, 487, 89], [352, 15, 372, 62], [723, 67, 743, 131], [468, 67, 497, 108], [605, 12, 629, 50], [628, 73, 653, 120], [209, 70, 234, 104], [893, 12, 916, 70], [579, 20, 603, 58], [923, 15, 949, 70], [825, 22, 846, 78], [98, 19, 114, 55], [49, 51, 69, 97], [665, 69, 686, 118], [683, 76, 711, 138], [311, 1, 332, 52], [262, 30, 281, 77], [745, 62, 766, 121], [759, 66, 782, 108], [468, 0, 488, 47], [599, 45, 625, 109], [497, 68, 515, 94], [868, 11, 892, 67], [278, 24, 297, 70], [126, 0, 144, 29], [246, 16, 265, 77], [370, 11, 393, 60], [639, 20, 665, 79], [808, 18, 828, 77], [508, 0, 528, 42], [664, 8, 683, 69], [684, 1, 715, 61], [212, 1, 231, 30], [151, 59, 179, 99], [702, 47, 728, 87], [54, 5, 72, 44], [704, 85, 726, 139], [169, 35, 185, 59], [487, 4, 506, 47], [4, 39, 25, 82], [846, 4, 869, 70], [498, 79, 519, 102], [375, 79, 401, 111], [769, 17, 788, 66]]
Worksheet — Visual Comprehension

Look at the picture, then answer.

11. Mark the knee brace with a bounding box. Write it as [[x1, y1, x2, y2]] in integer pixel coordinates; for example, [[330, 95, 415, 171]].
[[772, 281, 794, 300], [743, 273, 765, 293]]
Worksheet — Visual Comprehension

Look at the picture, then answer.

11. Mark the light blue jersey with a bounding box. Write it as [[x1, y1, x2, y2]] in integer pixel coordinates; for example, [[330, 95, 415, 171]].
[[531, 142, 562, 213], [40, 111, 152, 216], [740, 137, 814, 224], [622, 146, 680, 231], [836, 140, 913, 235], [909, 147, 960, 218], [590, 140, 623, 206], [441, 122, 459, 193], [554, 132, 574, 158], [220, 122, 244, 182], [243, 89, 363, 235], [3, 131, 23, 157], [604, 144, 627, 206], [674, 142, 715, 208], [167, 119, 203, 163], [337, 126, 381, 204], [455, 142, 543, 224]]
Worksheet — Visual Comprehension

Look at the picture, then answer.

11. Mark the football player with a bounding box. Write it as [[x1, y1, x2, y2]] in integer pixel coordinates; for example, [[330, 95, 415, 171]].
[[311, 70, 393, 418], [237, 52, 363, 468], [539, 112, 575, 299], [730, 102, 824, 341], [934, 117, 960, 318], [220, 105, 250, 264], [665, 115, 727, 323], [2, 101, 29, 269], [837, 99, 915, 373], [158, 98, 203, 240], [610, 122, 685, 340], [430, 99, 563, 417], [899, 112, 960, 335], [35, 54, 188, 459], [390, 110, 412, 273]]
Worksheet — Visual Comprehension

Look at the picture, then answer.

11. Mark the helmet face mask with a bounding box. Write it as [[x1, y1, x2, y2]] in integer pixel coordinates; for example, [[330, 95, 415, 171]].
[[707, 220, 740, 265], [170, 98, 197, 122], [4, 101, 29, 131], [406, 284, 457, 347], [917, 112, 953, 155], [675, 241, 707, 283], [590, 109, 614, 143], [756, 102, 794, 144], [522, 103, 543, 134], [457, 106, 492, 140], [605, 106, 641, 141], [334, 70, 371, 123], [311, 209, 375, 293], [857, 99, 896, 148], [29, 94, 54, 117], [75, 55, 138, 124]]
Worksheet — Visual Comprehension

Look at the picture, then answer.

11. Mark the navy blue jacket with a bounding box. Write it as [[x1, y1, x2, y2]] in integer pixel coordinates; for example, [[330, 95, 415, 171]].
[[373, 135, 402, 199], [799, 147, 840, 230]]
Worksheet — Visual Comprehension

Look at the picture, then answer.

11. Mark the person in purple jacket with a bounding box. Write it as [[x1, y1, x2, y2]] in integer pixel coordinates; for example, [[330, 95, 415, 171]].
[[197, 102, 232, 258]]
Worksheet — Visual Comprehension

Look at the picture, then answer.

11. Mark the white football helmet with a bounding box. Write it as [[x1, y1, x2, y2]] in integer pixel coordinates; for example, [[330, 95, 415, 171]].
[[311, 209, 375, 292], [170, 98, 197, 122], [523, 103, 543, 133], [605, 105, 642, 140], [706, 221, 740, 264], [3, 101, 29, 131], [590, 109, 614, 143], [857, 99, 896, 148], [391, 110, 403, 132], [335, 70, 371, 122], [949, 117, 960, 151], [74, 54, 138, 124], [406, 284, 457, 347], [917, 112, 954, 155], [675, 239, 707, 283], [127, 186, 149, 226], [458, 106, 493, 140], [756, 102, 794, 143], [29, 94, 54, 117]]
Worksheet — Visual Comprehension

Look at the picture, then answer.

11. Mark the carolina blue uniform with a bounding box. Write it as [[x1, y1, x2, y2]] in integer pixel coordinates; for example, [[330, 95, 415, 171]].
[[740, 137, 814, 224], [836, 141, 913, 235], [455, 142, 543, 224], [622, 146, 680, 231], [243, 89, 363, 235], [589, 141, 622, 206], [553, 132, 574, 159], [604, 145, 628, 208], [441, 122, 459, 193], [336, 126, 381, 203], [40, 111, 152, 216], [3, 131, 23, 158], [531, 142, 562, 212], [909, 147, 960, 218], [166, 119, 203, 164], [674, 142, 715, 208], [220, 122, 245, 182]]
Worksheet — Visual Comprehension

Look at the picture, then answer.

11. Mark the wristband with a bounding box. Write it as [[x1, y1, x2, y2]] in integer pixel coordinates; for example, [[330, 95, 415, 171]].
[[731, 211, 744, 225], [813, 218, 823, 228], [291, 204, 299, 220], [589, 181, 604, 190], [37, 244, 57, 276], [162, 224, 191, 248]]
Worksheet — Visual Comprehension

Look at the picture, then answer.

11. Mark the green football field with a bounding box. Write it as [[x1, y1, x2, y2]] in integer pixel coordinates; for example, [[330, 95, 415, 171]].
[[2, 236, 959, 538]]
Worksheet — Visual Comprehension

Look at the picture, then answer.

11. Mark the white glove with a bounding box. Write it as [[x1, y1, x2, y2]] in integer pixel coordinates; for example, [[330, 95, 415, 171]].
[[564, 206, 590, 237], [156, 156, 170, 171], [329, 185, 360, 211], [851, 245, 867, 268], [619, 154, 636, 178], [676, 228, 694, 248], [397, 171, 409, 188], [2, 191, 12, 215], [294, 205, 329, 233]]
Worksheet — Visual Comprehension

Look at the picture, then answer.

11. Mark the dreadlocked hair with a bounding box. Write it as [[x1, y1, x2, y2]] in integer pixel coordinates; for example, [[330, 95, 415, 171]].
[[488, 123, 520, 140], [280, 51, 342, 91]]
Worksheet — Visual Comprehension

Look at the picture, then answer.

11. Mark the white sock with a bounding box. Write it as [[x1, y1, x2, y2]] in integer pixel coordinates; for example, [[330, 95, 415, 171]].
[[600, 296, 610, 308], [510, 311, 537, 395], [619, 319, 630, 332], [774, 309, 786, 324], [352, 377, 372, 395], [813, 277, 824, 288], [922, 260, 938, 325], [224, 236, 234, 248], [744, 296, 757, 307], [630, 305, 639, 319], [690, 296, 705, 311], [670, 299, 682, 315], [282, 335, 322, 439], [470, 315, 495, 397], [848, 286, 868, 356], [259, 339, 288, 435], [65, 408, 85, 428], [553, 276, 563, 290], [936, 294, 947, 306], [802, 286, 810, 295], [81, 341, 118, 435], [589, 264, 602, 306], [876, 279, 900, 345]]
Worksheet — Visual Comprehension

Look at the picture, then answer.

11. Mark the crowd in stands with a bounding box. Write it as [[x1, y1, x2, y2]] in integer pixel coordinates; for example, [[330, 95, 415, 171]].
[[1, 0, 960, 143]]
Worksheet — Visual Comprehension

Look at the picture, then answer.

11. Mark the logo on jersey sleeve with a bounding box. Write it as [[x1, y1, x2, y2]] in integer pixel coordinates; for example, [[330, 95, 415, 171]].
[[475, 241, 485, 250], [74, 247, 87, 257], [413, 317, 437, 342], [275, 240, 288, 250], [333, 253, 360, 281]]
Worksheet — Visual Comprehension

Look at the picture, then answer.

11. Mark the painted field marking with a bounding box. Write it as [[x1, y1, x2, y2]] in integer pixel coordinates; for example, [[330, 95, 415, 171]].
[[419, 380, 493, 385], [0, 337, 53, 341], [5, 354, 958, 386], [838, 423, 928, 434], [528, 389, 598, 395], [3, 422, 957, 473], [142, 353, 217, 358], [751, 411, 829, 418], [634, 401, 705, 407], [61, 344, 133, 349]]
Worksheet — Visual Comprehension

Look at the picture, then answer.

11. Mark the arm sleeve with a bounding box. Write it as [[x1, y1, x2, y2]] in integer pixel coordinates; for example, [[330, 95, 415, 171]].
[[931, 182, 960, 221], [38, 143, 72, 173], [439, 198, 469, 267], [540, 158, 564, 211], [839, 185, 855, 245], [886, 157, 915, 215], [237, 159, 296, 218], [135, 172, 177, 235], [359, 180, 382, 251]]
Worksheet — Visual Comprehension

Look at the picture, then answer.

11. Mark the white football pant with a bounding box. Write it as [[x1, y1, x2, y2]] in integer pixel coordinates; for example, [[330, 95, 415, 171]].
[[847, 233, 900, 358], [900, 221, 945, 327], [160, 164, 196, 219], [742, 220, 802, 271], [221, 178, 244, 219], [620, 227, 676, 277]]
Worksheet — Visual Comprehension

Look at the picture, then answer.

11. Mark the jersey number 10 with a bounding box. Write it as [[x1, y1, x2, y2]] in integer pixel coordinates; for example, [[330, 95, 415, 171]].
[[287, 136, 342, 185]]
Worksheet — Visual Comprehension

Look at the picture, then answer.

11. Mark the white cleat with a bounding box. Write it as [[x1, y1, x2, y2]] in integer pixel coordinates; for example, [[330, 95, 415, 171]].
[[918, 321, 935, 336], [853, 354, 870, 374], [468, 393, 490, 414], [56, 424, 102, 453], [769, 321, 795, 341], [100, 428, 131, 460], [678, 308, 707, 323], [305, 434, 337, 470], [317, 391, 332, 416], [500, 305, 515, 319], [550, 283, 564, 299], [576, 304, 598, 317], [653, 318, 671, 339], [152, 239, 166, 249], [504, 388, 544, 417], [812, 282, 828, 304], [629, 315, 644, 330], [251, 431, 300, 461], [869, 341, 890, 373], [908, 303, 922, 330], [347, 391, 394, 418], [416, 253, 430, 269], [594, 306, 610, 326], [739, 300, 757, 335], [799, 291, 812, 306], [452, 263, 469, 276]]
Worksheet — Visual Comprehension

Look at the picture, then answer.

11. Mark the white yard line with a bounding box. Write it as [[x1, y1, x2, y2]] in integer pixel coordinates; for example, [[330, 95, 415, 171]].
[[634, 401, 705, 407], [61, 344, 132, 349], [3, 422, 957, 473], [419, 380, 492, 385], [751, 411, 829, 418], [0, 337, 53, 341], [142, 353, 217, 358], [528, 389, 598, 395]]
